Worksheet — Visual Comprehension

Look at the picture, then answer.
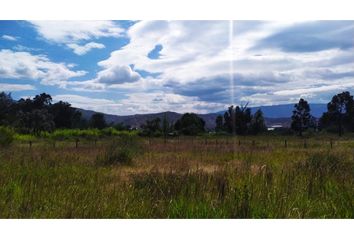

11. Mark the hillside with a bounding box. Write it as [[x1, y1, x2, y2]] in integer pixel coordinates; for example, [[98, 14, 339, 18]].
[[77, 103, 327, 129]]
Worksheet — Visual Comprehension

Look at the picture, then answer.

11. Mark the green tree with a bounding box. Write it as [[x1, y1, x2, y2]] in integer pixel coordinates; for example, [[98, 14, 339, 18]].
[[291, 98, 311, 136], [215, 115, 224, 132], [90, 113, 107, 129], [141, 118, 162, 136], [174, 113, 205, 135], [224, 104, 252, 135], [49, 101, 82, 129], [162, 113, 170, 141], [223, 106, 236, 134], [250, 109, 267, 134], [0, 92, 15, 125], [33, 93, 52, 109], [16, 109, 55, 135], [320, 91, 354, 136]]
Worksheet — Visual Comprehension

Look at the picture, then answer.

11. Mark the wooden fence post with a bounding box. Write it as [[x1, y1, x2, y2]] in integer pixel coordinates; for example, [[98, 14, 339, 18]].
[[284, 139, 287, 148], [75, 138, 79, 148]]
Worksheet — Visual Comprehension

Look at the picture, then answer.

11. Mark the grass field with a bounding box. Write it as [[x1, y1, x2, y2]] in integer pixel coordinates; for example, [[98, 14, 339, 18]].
[[0, 135, 353, 218]]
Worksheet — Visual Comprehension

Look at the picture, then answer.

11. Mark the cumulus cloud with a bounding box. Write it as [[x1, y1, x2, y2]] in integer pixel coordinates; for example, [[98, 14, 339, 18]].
[[67, 42, 105, 55], [0, 49, 86, 88], [29, 21, 123, 55], [8, 20, 354, 113], [96, 65, 140, 84], [2, 35, 17, 41], [70, 20, 354, 110]]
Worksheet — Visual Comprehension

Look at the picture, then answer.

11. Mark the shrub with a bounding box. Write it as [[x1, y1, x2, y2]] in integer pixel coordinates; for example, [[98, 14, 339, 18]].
[[0, 126, 15, 147], [101, 127, 120, 136], [97, 135, 143, 166], [50, 129, 101, 141], [14, 133, 35, 142]]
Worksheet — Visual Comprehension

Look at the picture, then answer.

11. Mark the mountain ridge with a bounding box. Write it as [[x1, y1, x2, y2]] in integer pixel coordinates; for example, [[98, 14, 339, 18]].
[[77, 103, 327, 129]]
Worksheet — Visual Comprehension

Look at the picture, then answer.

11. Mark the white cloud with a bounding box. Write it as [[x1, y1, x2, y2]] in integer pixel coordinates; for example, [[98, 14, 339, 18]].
[[67, 42, 105, 55], [29, 21, 124, 43], [29, 21, 123, 55], [12, 44, 41, 52], [0, 49, 86, 87], [0, 83, 35, 91], [52, 92, 226, 115], [96, 65, 140, 84], [21, 21, 354, 112], [2, 35, 17, 41]]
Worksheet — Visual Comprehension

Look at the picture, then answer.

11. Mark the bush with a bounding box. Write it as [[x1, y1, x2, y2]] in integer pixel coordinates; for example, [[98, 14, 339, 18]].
[[101, 127, 120, 136], [50, 129, 101, 141], [0, 126, 15, 147], [14, 133, 35, 143], [97, 135, 143, 166]]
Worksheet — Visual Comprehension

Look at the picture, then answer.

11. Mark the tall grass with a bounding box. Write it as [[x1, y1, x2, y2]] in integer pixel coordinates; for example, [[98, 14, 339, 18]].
[[0, 136, 352, 218]]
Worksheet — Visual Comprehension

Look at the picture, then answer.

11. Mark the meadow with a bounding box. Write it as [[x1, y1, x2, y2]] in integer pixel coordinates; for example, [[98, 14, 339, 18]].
[[0, 134, 353, 218]]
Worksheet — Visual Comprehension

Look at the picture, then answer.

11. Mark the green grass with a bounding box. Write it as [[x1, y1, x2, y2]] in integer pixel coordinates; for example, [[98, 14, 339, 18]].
[[0, 135, 353, 218]]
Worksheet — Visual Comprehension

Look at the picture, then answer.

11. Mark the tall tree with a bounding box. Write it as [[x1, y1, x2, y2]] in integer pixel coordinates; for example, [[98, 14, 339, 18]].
[[0, 92, 15, 125], [16, 109, 55, 135], [215, 115, 224, 132], [141, 117, 162, 136], [291, 98, 311, 136], [174, 113, 205, 135], [33, 93, 52, 109], [162, 113, 170, 141], [224, 104, 252, 135], [223, 106, 236, 134], [90, 113, 107, 129], [49, 101, 82, 129], [320, 91, 354, 136], [250, 109, 267, 134]]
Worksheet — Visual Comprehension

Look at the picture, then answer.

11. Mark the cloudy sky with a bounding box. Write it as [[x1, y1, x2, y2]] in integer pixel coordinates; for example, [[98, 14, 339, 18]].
[[0, 20, 353, 115]]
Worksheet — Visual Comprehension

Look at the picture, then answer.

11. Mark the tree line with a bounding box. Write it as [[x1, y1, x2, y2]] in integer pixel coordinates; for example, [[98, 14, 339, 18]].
[[291, 91, 354, 136], [0, 92, 127, 135], [140, 91, 354, 137], [0, 91, 353, 137]]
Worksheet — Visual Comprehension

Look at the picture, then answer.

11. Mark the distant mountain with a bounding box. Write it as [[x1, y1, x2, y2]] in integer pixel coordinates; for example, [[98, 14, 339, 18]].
[[76, 103, 327, 130], [249, 103, 327, 118]]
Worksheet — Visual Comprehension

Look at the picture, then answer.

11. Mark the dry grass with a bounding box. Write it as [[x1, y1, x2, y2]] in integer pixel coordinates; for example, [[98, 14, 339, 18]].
[[0, 135, 353, 218]]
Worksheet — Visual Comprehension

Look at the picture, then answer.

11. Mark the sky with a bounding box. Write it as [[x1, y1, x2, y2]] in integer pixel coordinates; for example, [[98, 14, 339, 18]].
[[0, 20, 353, 115]]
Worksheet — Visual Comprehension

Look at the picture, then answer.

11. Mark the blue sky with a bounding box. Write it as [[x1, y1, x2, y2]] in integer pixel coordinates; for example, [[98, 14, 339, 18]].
[[0, 20, 353, 115]]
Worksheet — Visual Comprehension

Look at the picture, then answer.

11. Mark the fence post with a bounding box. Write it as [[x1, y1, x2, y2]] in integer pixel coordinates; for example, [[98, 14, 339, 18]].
[[238, 140, 241, 146], [252, 140, 255, 146], [75, 138, 79, 148], [29, 141, 32, 149], [330, 139, 333, 149], [284, 139, 287, 148], [303, 139, 307, 148]]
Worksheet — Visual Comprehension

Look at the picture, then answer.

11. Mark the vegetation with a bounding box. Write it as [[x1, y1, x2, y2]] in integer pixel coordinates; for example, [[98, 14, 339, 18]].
[[320, 91, 354, 136], [291, 98, 312, 136], [0, 135, 352, 218], [174, 113, 205, 135], [0, 90, 354, 218], [0, 126, 14, 147]]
